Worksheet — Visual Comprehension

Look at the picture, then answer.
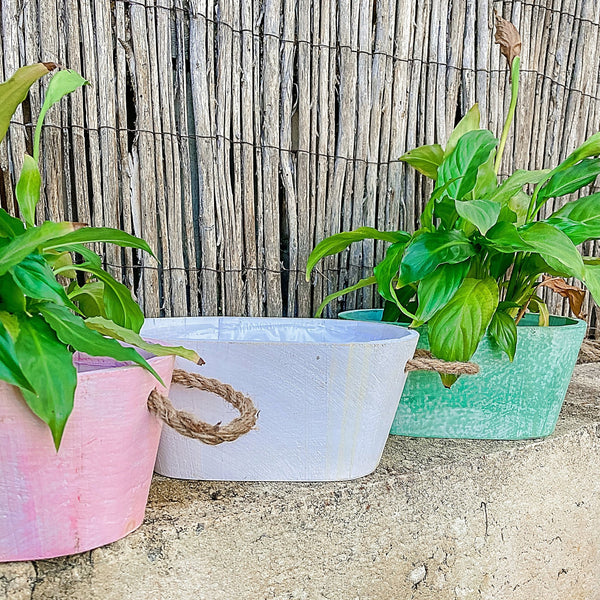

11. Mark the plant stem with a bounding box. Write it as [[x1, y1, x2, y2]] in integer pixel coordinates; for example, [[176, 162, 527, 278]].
[[494, 57, 520, 176]]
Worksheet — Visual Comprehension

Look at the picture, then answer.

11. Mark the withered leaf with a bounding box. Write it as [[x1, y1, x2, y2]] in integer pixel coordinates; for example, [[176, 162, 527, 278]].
[[494, 12, 522, 66], [539, 276, 586, 319]]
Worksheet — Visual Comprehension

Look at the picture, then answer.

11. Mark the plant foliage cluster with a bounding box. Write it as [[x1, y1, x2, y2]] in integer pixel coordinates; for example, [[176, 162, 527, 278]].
[[307, 15, 600, 386], [0, 65, 198, 448]]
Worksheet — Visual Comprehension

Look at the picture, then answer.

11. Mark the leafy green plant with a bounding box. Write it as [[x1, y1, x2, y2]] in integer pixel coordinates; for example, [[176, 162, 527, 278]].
[[0, 65, 199, 448], [306, 14, 600, 386]]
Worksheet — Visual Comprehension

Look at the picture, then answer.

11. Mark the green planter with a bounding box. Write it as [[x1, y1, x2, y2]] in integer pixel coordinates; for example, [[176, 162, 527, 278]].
[[339, 309, 587, 440]]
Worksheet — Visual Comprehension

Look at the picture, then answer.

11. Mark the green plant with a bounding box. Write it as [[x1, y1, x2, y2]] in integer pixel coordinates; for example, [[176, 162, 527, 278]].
[[306, 15, 600, 386], [0, 65, 199, 448]]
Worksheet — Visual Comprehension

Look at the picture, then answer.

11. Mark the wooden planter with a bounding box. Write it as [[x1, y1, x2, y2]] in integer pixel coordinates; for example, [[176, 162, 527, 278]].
[[0, 353, 174, 562]]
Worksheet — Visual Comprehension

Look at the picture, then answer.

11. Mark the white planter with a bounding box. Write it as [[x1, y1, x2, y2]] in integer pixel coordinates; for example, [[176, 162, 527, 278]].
[[141, 317, 418, 481]]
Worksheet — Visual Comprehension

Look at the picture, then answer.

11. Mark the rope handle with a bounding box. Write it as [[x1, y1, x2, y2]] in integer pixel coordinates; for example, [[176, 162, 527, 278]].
[[405, 349, 480, 376], [148, 369, 258, 445]]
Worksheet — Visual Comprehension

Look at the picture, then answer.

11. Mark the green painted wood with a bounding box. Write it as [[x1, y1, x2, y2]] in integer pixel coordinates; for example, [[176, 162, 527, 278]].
[[339, 309, 587, 440]]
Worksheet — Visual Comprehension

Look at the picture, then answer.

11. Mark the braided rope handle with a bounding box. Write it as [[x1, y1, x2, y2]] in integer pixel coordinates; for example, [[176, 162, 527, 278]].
[[148, 369, 258, 445], [405, 349, 479, 375]]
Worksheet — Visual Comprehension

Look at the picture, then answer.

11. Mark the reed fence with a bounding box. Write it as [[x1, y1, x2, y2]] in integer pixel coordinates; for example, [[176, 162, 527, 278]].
[[1, 0, 599, 330]]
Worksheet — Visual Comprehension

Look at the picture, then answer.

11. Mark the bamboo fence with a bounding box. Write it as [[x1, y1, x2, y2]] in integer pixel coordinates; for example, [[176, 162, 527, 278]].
[[1, 0, 599, 330]]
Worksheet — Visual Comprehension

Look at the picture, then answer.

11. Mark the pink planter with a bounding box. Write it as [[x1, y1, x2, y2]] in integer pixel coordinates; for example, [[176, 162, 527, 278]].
[[0, 352, 175, 562]]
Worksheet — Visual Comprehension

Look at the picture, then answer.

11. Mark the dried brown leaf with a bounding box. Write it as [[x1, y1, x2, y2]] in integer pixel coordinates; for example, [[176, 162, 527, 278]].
[[538, 276, 586, 319], [494, 12, 522, 66]]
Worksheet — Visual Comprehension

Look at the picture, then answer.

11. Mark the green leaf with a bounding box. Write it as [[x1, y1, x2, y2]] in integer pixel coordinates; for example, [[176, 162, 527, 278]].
[[420, 176, 464, 230], [437, 130, 499, 203], [0, 273, 26, 312], [373, 242, 407, 303], [38, 303, 162, 385], [473, 155, 498, 199], [53, 243, 102, 269], [484, 222, 532, 254], [398, 230, 476, 286], [11, 254, 79, 310], [0, 320, 34, 391], [444, 103, 481, 158], [0, 62, 55, 143], [538, 158, 600, 204], [487, 169, 551, 205], [399, 144, 444, 180], [85, 316, 202, 364], [507, 191, 530, 225], [314, 276, 377, 317], [488, 310, 517, 361], [413, 261, 470, 325], [381, 300, 402, 322], [546, 193, 600, 244], [15, 313, 78, 449], [519, 222, 585, 280], [66, 264, 145, 333], [68, 281, 105, 317], [306, 227, 410, 279], [43, 227, 154, 257], [558, 132, 600, 169], [455, 199, 501, 235], [583, 263, 600, 306], [34, 70, 88, 162], [429, 277, 499, 363], [0, 310, 20, 340], [0, 208, 25, 237], [15, 154, 41, 227], [0, 221, 79, 276]]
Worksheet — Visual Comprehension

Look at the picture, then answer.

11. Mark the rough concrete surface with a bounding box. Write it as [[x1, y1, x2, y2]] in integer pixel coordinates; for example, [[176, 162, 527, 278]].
[[2, 364, 600, 600]]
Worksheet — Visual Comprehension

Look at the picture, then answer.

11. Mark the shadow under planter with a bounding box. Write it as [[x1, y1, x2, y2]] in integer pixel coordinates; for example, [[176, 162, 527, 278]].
[[339, 309, 586, 440]]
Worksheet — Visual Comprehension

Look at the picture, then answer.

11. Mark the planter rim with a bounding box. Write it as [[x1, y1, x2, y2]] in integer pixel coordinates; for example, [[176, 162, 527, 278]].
[[339, 308, 587, 331], [73, 352, 172, 378], [142, 316, 419, 347]]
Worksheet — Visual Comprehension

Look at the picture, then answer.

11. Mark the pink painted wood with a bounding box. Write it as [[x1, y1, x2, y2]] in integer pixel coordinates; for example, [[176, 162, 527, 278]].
[[0, 353, 175, 562]]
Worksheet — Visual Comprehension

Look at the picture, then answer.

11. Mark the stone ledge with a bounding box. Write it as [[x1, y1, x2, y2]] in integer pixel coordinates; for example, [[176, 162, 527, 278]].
[[2, 364, 600, 600]]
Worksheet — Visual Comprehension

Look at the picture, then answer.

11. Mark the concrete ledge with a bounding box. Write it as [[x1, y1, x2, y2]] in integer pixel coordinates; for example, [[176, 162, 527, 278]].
[[2, 365, 600, 600]]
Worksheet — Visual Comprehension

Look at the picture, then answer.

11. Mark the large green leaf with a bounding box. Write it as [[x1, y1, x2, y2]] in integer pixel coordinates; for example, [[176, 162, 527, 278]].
[[0, 320, 34, 391], [487, 169, 551, 205], [0, 273, 26, 313], [0, 63, 55, 143], [15, 314, 78, 449], [314, 276, 377, 318], [413, 261, 470, 325], [487, 310, 517, 361], [455, 199, 501, 235], [538, 158, 600, 204], [85, 316, 202, 364], [373, 242, 407, 302], [444, 103, 481, 158], [38, 303, 162, 384], [519, 222, 585, 280], [437, 130, 498, 204], [398, 230, 476, 286], [306, 227, 410, 279], [65, 264, 144, 333], [11, 254, 79, 310], [43, 227, 154, 256], [559, 132, 600, 169], [0, 221, 79, 276], [34, 70, 88, 162], [0, 208, 25, 238], [546, 193, 600, 244], [429, 277, 499, 363], [15, 155, 41, 227], [399, 143, 444, 180]]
